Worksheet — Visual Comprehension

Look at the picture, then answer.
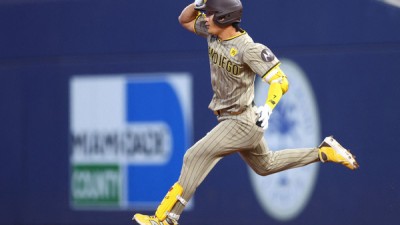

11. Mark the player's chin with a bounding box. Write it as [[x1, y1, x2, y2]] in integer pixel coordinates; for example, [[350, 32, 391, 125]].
[[206, 27, 215, 35]]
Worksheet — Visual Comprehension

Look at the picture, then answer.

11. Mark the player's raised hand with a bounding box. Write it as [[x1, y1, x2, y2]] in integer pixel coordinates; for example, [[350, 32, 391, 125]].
[[256, 104, 272, 130], [194, 0, 206, 10]]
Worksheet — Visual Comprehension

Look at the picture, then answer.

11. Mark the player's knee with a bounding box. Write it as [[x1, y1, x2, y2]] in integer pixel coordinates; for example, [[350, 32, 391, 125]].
[[182, 147, 199, 166], [252, 168, 273, 176], [183, 151, 194, 166], [248, 153, 276, 176]]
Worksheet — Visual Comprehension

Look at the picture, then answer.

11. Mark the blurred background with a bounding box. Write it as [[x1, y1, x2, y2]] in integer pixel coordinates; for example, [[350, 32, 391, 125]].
[[1, 0, 399, 225]]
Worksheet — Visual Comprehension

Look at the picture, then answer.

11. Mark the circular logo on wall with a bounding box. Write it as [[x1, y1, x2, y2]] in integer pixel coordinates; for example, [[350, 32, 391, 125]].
[[249, 59, 321, 221]]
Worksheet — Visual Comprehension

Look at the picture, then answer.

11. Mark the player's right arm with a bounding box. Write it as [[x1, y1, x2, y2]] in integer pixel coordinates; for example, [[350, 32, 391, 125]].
[[178, 3, 198, 33], [179, 1, 209, 37]]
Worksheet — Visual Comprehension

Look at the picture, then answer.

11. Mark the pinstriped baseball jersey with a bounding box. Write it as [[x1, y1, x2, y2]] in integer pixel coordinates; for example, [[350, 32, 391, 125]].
[[194, 14, 280, 113]]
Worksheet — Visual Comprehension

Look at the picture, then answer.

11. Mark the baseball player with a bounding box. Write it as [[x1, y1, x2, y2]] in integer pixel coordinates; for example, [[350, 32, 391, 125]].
[[133, 0, 359, 224]]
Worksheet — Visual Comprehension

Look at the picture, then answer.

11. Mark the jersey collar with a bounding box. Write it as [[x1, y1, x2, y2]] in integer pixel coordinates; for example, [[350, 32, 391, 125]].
[[220, 30, 247, 42]]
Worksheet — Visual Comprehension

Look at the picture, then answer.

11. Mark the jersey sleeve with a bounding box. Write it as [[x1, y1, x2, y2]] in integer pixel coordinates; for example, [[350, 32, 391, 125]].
[[194, 13, 209, 38], [243, 43, 280, 77]]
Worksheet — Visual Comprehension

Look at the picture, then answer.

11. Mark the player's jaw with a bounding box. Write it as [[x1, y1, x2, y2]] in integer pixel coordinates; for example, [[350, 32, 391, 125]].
[[205, 14, 223, 36]]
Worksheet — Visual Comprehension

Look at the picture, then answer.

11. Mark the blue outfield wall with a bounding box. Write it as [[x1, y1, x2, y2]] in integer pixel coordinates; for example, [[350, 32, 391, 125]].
[[0, 0, 400, 225]]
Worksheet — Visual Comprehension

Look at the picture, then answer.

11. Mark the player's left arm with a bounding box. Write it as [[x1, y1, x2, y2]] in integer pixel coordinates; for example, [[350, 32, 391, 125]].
[[261, 63, 289, 110], [255, 63, 289, 129], [243, 43, 289, 110], [243, 43, 289, 129]]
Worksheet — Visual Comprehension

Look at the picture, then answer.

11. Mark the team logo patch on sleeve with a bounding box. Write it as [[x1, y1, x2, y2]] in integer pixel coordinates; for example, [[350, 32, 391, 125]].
[[261, 49, 275, 62]]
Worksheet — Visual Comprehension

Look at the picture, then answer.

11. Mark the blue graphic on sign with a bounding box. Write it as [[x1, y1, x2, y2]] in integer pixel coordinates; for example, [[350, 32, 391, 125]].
[[126, 78, 189, 207], [269, 103, 296, 135]]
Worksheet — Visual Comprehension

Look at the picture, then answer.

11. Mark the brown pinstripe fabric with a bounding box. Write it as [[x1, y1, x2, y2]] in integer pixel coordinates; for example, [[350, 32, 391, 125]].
[[206, 32, 279, 113], [195, 14, 279, 113], [170, 107, 318, 216], [168, 15, 319, 218]]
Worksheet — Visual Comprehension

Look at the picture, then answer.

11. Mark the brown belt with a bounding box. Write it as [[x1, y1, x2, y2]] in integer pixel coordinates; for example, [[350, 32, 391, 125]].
[[214, 108, 245, 116]]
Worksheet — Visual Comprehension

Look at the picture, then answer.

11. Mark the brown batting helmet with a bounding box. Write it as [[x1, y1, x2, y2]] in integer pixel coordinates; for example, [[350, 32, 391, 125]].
[[196, 0, 243, 27]]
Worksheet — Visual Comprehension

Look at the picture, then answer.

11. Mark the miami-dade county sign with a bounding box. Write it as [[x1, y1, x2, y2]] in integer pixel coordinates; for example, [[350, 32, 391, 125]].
[[70, 73, 192, 210]]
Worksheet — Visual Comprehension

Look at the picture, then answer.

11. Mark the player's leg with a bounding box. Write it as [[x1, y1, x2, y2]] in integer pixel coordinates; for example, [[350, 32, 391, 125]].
[[134, 143, 223, 225], [240, 138, 319, 176], [241, 136, 359, 175], [134, 117, 262, 225], [169, 117, 262, 216]]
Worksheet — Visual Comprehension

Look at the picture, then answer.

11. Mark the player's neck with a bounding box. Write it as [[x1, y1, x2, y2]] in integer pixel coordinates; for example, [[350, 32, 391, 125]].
[[217, 26, 242, 41]]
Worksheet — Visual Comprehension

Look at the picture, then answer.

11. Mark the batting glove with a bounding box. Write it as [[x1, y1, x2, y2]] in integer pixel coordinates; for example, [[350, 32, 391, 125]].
[[256, 105, 272, 130], [194, 0, 206, 10]]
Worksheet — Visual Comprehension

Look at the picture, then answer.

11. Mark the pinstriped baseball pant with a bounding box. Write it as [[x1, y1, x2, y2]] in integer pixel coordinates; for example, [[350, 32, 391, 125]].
[[170, 106, 319, 217]]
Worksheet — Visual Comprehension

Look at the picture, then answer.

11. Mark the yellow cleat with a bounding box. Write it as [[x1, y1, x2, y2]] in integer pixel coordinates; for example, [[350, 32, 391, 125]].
[[133, 213, 178, 225], [318, 136, 359, 170]]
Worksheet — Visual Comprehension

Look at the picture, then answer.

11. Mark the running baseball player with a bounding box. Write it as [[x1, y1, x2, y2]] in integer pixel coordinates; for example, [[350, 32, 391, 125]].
[[133, 0, 359, 224]]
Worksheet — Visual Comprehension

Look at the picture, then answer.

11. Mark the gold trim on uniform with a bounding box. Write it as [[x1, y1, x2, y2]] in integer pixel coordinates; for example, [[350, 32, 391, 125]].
[[193, 12, 204, 35], [223, 31, 247, 41], [261, 63, 281, 82]]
